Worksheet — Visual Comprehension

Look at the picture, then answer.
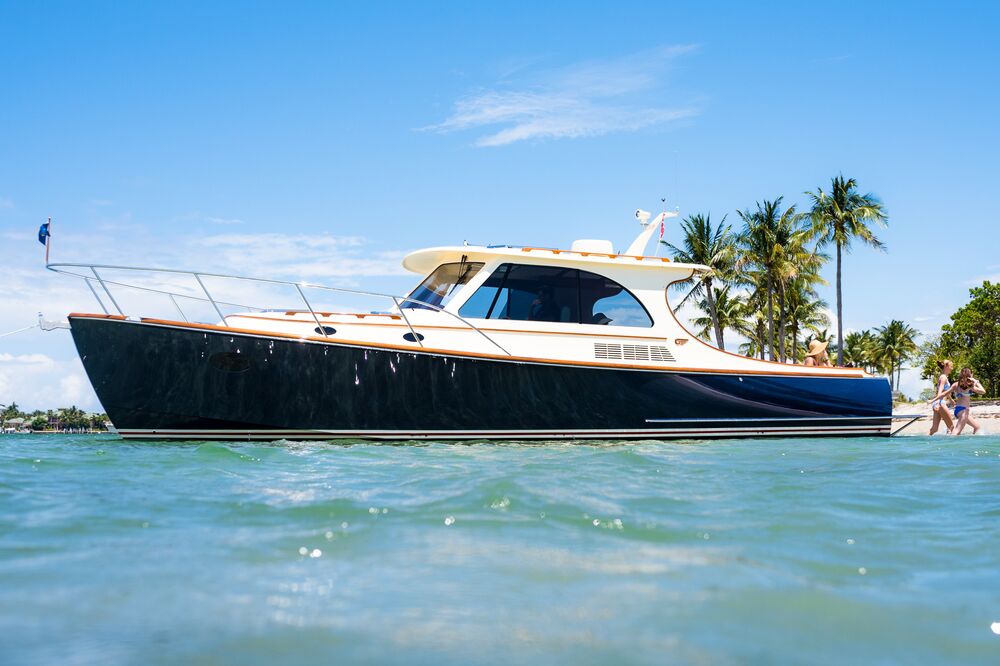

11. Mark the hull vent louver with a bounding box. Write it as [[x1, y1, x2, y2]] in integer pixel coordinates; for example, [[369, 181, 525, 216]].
[[594, 343, 675, 363]]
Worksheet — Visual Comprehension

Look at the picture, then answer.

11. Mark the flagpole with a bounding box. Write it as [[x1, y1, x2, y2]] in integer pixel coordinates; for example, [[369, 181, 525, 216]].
[[653, 198, 665, 257], [45, 217, 51, 264]]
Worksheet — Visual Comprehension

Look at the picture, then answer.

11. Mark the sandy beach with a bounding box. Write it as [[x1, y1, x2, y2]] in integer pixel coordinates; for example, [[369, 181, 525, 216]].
[[896, 400, 1000, 434]]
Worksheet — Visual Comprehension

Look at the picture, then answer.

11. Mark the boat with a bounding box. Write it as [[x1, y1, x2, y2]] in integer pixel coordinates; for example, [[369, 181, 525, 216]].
[[50, 210, 893, 441]]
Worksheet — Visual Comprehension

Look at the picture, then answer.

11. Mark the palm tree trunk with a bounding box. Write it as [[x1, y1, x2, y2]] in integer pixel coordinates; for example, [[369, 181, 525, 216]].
[[704, 277, 724, 351], [766, 276, 776, 361], [835, 243, 844, 366], [778, 283, 787, 363]]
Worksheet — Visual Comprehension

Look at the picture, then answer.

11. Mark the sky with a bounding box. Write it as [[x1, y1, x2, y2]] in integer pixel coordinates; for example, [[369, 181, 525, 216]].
[[1, 1, 999, 411]]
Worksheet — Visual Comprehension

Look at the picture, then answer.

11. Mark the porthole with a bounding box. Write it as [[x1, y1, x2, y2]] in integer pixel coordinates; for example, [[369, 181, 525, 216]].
[[403, 332, 425, 342], [314, 326, 337, 335]]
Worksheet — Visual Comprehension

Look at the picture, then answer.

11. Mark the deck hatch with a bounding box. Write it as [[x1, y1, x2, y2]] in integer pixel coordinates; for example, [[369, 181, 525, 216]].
[[594, 342, 674, 362]]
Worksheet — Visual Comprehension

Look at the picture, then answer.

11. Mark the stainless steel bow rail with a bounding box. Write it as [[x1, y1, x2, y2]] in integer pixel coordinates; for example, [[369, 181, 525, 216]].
[[46, 262, 511, 356]]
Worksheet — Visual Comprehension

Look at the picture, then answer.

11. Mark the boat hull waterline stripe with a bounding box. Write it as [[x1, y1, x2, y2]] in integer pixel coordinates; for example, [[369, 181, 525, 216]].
[[116, 427, 891, 441]]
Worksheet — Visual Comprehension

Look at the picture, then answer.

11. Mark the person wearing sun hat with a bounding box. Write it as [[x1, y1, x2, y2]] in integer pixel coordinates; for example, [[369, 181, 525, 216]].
[[803, 339, 831, 367]]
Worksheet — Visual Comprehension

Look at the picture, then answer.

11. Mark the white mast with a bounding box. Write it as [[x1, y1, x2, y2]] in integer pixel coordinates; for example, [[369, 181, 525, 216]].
[[625, 208, 678, 256]]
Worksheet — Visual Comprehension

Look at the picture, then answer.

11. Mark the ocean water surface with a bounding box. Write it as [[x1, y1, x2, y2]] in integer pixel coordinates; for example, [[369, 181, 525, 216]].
[[1, 434, 998, 664]]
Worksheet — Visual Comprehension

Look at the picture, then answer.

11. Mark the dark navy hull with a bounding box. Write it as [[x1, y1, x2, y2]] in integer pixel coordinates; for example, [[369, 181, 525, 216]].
[[69, 316, 893, 440]]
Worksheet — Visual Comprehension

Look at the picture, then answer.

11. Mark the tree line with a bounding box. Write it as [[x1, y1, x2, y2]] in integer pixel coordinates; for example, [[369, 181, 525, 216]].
[[0, 403, 110, 431], [919, 281, 1000, 399], [662, 175, 917, 388]]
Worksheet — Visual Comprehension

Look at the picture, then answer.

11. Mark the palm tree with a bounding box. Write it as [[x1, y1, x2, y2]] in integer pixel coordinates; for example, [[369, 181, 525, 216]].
[[691, 286, 753, 347], [737, 199, 783, 360], [739, 306, 769, 359], [737, 198, 816, 361], [843, 330, 877, 370], [807, 175, 888, 366], [875, 320, 920, 390], [785, 278, 830, 362], [1, 402, 21, 422], [772, 208, 823, 362], [662, 214, 737, 349]]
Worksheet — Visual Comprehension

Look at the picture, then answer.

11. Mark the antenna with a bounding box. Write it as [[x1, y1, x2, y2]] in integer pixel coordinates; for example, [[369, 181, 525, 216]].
[[654, 198, 667, 257]]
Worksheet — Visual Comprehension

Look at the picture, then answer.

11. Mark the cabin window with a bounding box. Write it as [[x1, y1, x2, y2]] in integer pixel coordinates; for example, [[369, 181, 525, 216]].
[[459, 263, 653, 327], [492, 264, 580, 323], [578, 272, 653, 327], [403, 261, 484, 310]]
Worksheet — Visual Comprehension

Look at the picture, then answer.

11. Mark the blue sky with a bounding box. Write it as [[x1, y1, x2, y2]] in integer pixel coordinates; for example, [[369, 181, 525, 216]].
[[2, 1, 998, 409]]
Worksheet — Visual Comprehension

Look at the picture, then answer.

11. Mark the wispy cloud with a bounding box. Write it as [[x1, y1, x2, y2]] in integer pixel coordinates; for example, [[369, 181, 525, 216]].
[[171, 211, 245, 226], [426, 45, 700, 147], [193, 232, 408, 279], [964, 272, 1000, 286], [0, 197, 13, 209]]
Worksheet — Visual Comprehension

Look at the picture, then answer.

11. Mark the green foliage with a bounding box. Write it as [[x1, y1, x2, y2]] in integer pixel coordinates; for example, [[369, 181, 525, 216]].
[[920, 281, 1000, 398], [664, 175, 905, 373], [874, 320, 920, 390], [807, 176, 888, 366], [1, 403, 110, 431], [691, 286, 754, 344], [832, 323, 918, 388], [662, 213, 737, 349], [735, 198, 819, 362]]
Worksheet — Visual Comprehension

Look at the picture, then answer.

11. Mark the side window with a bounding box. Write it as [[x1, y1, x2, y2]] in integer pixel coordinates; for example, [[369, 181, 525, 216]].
[[578, 270, 652, 327], [459, 263, 651, 327], [498, 264, 580, 322], [459, 264, 579, 323]]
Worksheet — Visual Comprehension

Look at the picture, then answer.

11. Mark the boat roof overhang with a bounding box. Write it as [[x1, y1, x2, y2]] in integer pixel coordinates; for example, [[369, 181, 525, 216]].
[[402, 245, 711, 277]]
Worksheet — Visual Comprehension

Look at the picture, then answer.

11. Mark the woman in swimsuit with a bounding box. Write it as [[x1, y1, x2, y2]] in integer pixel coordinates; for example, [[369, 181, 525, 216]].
[[931, 366, 986, 435], [928, 359, 954, 435]]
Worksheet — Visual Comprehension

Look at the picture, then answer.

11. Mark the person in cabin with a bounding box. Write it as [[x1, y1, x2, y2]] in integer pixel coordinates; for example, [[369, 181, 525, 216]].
[[529, 286, 560, 322], [928, 359, 955, 435], [931, 366, 986, 435], [803, 339, 832, 367]]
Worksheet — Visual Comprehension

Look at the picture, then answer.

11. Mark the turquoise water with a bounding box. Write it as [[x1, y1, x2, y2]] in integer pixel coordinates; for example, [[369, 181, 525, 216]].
[[1, 434, 998, 664]]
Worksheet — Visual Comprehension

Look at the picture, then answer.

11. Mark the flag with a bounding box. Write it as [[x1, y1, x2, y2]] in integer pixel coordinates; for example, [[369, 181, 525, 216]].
[[38, 218, 51, 263], [659, 220, 665, 239]]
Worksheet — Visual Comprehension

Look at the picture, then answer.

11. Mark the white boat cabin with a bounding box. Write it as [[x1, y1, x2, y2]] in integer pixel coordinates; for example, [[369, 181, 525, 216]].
[[221, 217, 868, 379]]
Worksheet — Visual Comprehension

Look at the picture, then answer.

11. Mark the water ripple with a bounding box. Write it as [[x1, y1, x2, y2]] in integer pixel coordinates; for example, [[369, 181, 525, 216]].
[[1, 433, 998, 664]]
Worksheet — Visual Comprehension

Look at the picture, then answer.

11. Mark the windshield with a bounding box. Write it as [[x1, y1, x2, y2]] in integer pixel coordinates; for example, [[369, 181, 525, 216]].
[[403, 261, 484, 310]]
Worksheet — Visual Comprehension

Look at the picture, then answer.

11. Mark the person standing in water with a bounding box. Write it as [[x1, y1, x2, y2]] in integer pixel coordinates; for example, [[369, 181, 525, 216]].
[[928, 359, 955, 435], [931, 366, 986, 435]]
